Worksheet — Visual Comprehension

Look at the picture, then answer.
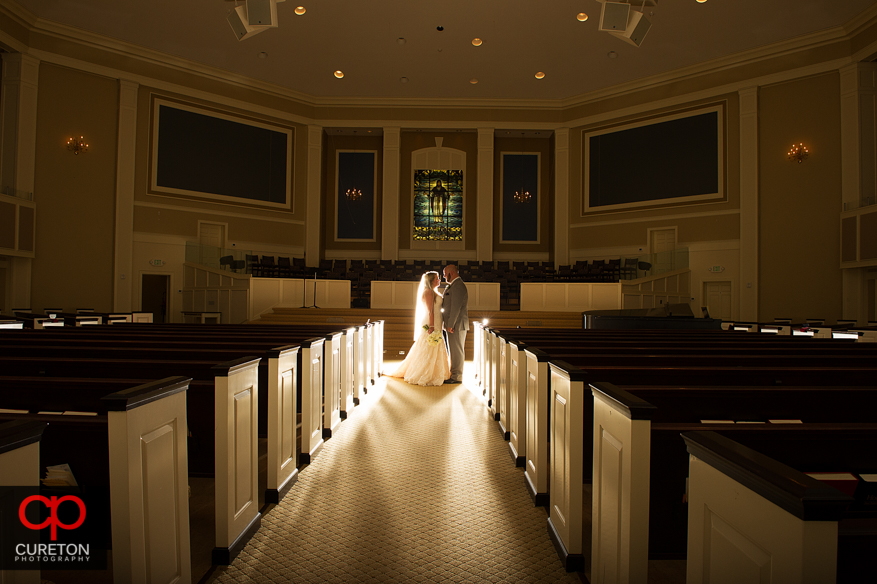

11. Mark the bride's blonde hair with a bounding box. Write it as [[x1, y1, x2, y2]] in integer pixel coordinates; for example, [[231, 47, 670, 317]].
[[414, 271, 441, 340]]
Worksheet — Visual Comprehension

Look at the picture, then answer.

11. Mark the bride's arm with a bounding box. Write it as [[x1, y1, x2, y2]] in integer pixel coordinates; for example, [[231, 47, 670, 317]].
[[424, 291, 435, 333]]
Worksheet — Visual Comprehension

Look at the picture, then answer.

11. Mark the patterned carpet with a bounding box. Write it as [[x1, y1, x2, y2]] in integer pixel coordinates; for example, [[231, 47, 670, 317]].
[[206, 363, 583, 584]]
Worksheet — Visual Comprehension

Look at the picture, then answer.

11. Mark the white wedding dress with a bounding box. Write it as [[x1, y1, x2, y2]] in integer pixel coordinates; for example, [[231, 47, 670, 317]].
[[385, 292, 451, 386]]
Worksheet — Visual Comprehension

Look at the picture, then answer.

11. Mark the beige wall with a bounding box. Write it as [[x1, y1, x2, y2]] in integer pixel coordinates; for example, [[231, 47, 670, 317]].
[[759, 72, 844, 322], [32, 63, 118, 313]]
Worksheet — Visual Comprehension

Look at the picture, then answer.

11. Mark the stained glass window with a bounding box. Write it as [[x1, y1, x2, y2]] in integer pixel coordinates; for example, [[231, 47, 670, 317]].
[[413, 169, 463, 241]]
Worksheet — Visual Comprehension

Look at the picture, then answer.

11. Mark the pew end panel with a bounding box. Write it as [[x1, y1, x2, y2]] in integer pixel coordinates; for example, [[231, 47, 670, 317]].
[[104, 377, 193, 584], [488, 328, 500, 419], [212, 358, 262, 565], [341, 327, 356, 416], [298, 338, 325, 465], [683, 431, 850, 584], [507, 340, 528, 468], [0, 420, 46, 584], [473, 322, 483, 386], [497, 333, 511, 439], [322, 332, 343, 439], [547, 360, 587, 572], [266, 345, 300, 505], [524, 347, 551, 507], [353, 326, 365, 405], [590, 382, 656, 584]]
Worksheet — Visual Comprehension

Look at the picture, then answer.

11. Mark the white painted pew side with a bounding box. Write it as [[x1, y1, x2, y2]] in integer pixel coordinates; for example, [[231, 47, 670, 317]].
[[298, 338, 325, 465], [0, 420, 45, 584], [497, 333, 511, 439], [473, 322, 483, 389], [507, 339, 529, 468], [265, 345, 299, 504], [353, 325, 366, 405], [340, 327, 356, 416], [546, 360, 587, 572], [524, 347, 551, 507], [589, 381, 656, 584], [364, 322, 374, 387], [372, 320, 383, 382], [322, 332, 342, 439], [488, 328, 500, 420], [104, 376, 193, 583], [212, 358, 261, 565], [682, 431, 850, 584]]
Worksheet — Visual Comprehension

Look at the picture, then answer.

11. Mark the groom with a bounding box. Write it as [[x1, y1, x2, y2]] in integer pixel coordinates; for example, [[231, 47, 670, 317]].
[[442, 264, 469, 384]]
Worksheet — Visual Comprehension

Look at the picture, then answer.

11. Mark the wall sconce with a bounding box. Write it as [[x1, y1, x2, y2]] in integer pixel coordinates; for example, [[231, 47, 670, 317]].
[[67, 136, 89, 155], [788, 142, 809, 163]]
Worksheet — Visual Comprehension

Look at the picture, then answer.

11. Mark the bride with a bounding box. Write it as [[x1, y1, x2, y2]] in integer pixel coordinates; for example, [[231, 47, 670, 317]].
[[385, 271, 451, 386]]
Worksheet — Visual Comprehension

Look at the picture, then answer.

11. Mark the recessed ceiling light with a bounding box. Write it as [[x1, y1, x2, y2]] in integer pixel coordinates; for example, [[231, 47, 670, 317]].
[[696, 0, 707, 3], [535, 72, 545, 79], [577, 13, 588, 22], [400, 76, 409, 83], [469, 78, 478, 84], [608, 51, 617, 59], [397, 37, 406, 45], [472, 38, 483, 47], [294, 6, 306, 15], [334, 70, 344, 78]]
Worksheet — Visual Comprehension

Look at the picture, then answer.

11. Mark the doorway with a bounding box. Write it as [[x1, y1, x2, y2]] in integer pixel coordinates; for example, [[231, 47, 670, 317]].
[[703, 281, 732, 321], [649, 228, 677, 273], [142, 274, 170, 323]]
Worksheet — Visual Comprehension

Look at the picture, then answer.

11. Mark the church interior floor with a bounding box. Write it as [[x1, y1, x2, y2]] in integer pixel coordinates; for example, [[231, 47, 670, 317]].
[[203, 362, 586, 584]]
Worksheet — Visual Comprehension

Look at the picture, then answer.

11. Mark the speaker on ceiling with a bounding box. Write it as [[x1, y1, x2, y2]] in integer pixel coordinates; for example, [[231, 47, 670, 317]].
[[228, 5, 265, 40], [599, 2, 631, 32], [246, 0, 279, 28], [609, 10, 652, 47]]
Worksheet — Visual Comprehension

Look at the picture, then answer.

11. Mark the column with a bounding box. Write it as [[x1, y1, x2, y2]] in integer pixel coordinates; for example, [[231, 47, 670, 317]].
[[477, 128, 494, 261], [840, 63, 877, 324], [554, 128, 570, 266], [739, 87, 759, 322], [305, 125, 322, 267], [381, 127, 401, 261], [0, 53, 39, 310], [115, 80, 138, 312]]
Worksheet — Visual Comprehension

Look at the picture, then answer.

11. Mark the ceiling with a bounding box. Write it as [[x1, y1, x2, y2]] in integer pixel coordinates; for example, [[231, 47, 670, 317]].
[[11, 0, 877, 103]]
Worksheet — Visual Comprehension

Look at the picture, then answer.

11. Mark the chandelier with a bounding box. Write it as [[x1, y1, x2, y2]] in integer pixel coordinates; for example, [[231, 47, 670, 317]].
[[67, 136, 88, 155], [346, 188, 362, 201], [788, 142, 809, 164]]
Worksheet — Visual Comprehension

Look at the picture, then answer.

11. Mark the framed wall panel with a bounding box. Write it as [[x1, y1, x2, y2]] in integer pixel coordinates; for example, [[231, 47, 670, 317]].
[[583, 104, 724, 214], [150, 98, 293, 209], [500, 153, 540, 243], [335, 150, 376, 242]]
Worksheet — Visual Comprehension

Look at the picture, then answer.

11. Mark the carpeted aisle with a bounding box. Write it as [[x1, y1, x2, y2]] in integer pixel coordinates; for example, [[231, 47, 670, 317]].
[[206, 363, 582, 584]]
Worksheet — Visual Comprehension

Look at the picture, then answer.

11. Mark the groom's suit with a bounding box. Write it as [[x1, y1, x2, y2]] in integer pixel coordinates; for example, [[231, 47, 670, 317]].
[[442, 276, 469, 383]]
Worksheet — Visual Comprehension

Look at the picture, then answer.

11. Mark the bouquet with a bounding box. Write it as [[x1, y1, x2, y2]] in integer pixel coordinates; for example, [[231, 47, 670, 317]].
[[426, 331, 443, 346]]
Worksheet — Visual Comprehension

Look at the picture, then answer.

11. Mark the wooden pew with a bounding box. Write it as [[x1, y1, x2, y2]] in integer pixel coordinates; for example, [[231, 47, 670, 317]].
[[0, 420, 45, 584], [0, 378, 193, 583], [561, 374, 877, 577], [683, 429, 877, 583], [484, 327, 877, 573]]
